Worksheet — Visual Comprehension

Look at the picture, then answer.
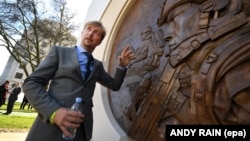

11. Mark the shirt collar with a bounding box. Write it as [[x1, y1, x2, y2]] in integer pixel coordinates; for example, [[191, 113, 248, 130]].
[[77, 45, 88, 53]]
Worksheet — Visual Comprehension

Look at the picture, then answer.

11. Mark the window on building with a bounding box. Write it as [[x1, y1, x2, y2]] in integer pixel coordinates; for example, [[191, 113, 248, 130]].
[[15, 72, 23, 79]]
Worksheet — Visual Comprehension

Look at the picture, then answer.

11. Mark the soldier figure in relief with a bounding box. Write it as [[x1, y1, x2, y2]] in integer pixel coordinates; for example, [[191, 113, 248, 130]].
[[124, 26, 164, 122], [156, 0, 250, 134]]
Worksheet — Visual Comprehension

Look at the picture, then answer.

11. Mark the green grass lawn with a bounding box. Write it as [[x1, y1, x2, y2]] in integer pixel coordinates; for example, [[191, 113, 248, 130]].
[[0, 102, 37, 132]]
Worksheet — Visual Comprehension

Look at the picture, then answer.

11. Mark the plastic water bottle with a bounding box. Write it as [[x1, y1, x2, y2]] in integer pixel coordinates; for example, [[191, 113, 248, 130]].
[[62, 97, 83, 140]]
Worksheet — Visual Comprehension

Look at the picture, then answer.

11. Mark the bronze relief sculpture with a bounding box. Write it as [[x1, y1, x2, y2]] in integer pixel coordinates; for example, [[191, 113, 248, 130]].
[[109, 0, 250, 140], [157, 0, 250, 124]]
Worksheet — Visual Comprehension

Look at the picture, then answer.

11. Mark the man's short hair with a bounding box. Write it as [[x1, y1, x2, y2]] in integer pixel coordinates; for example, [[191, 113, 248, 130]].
[[84, 21, 106, 40]]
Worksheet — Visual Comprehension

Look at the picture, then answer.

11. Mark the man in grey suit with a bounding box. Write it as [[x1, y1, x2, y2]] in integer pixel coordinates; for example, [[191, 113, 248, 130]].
[[22, 21, 135, 141]]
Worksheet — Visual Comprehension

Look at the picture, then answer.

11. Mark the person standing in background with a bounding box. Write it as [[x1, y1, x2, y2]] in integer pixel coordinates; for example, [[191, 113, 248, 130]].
[[20, 95, 29, 110], [0, 80, 9, 108], [3, 82, 15, 105], [22, 21, 135, 141], [3, 82, 21, 115]]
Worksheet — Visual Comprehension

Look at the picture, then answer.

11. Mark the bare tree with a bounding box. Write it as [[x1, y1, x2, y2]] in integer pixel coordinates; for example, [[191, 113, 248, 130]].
[[0, 0, 78, 77]]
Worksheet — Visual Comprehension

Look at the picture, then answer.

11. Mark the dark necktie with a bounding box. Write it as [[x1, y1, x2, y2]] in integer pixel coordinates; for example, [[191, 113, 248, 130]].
[[84, 52, 93, 80]]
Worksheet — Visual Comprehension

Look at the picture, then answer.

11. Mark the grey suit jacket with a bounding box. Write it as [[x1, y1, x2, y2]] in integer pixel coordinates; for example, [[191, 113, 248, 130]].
[[22, 46, 126, 141]]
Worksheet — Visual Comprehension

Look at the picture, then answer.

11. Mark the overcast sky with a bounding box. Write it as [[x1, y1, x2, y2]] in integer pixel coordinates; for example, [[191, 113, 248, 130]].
[[0, 0, 92, 75]]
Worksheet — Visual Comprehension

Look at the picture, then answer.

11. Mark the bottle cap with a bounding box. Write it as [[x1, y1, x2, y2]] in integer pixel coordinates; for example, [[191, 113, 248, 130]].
[[75, 97, 82, 103]]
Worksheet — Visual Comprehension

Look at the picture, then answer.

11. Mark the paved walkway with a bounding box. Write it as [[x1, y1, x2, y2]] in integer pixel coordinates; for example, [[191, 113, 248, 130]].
[[0, 110, 37, 141], [0, 132, 28, 141]]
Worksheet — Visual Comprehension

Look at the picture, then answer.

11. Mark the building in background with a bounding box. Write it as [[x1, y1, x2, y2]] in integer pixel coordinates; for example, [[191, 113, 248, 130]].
[[1, 56, 24, 85]]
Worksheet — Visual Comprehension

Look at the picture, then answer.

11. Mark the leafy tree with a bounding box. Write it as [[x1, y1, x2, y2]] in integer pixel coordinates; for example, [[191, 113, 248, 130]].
[[0, 0, 78, 77]]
